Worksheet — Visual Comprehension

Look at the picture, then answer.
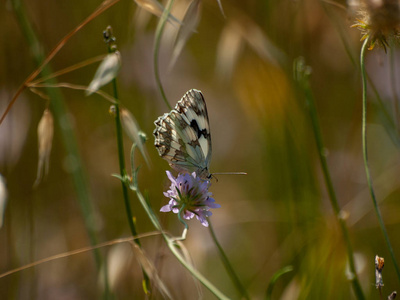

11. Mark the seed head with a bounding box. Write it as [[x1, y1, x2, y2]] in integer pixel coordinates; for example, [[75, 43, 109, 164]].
[[352, 0, 400, 50]]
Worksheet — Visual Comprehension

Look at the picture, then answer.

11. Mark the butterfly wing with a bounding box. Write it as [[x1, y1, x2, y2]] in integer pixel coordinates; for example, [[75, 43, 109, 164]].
[[153, 89, 212, 178]]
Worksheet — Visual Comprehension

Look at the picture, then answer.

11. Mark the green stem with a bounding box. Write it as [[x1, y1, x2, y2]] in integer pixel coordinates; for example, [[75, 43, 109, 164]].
[[108, 52, 153, 293], [128, 148, 229, 298], [130, 180, 230, 299], [10, 0, 110, 297], [178, 204, 189, 230], [166, 238, 230, 300], [111, 79, 139, 239], [153, 0, 174, 110], [296, 58, 365, 299], [360, 37, 400, 282], [265, 265, 293, 300], [208, 220, 250, 300]]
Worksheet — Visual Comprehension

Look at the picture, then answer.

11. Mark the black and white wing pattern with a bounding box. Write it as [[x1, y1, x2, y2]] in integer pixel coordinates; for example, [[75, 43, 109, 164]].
[[153, 89, 212, 179]]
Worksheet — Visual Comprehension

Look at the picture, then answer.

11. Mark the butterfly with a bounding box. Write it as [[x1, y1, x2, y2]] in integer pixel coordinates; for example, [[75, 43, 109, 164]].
[[153, 89, 212, 180]]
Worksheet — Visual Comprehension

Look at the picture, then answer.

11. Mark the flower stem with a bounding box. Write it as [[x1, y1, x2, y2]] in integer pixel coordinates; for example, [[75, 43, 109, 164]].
[[208, 220, 250, 300], [166, 238, 230, 300], [128, 176, 230, 298], [360, 37, 400, 282], [107, 44, 154, 293], [128, 145, 229, 298], [178, 204, 189, 230], [112, 82, 139, 237], [294, 58, 365, 299]]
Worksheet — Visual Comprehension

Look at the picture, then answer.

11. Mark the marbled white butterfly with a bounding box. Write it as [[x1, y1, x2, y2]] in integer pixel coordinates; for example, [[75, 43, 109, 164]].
[[153, 89, 212, 179]]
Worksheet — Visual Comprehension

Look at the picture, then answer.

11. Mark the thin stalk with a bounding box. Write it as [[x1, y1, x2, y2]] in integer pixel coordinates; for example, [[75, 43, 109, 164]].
[[389, 42, 400, 128], [109, 65, 152, 293], [130, 180, 230, 299], [296, 59, 365, 299], [153, 0, 174, 110], [166, 238, 229, 300], [10, 0, 110, 297], [265, 265, 293, 300], [305, 89, 365, 299], [111, 79, 139, 238], [360, 37, 400, 282], [208, 220, 250, 300]]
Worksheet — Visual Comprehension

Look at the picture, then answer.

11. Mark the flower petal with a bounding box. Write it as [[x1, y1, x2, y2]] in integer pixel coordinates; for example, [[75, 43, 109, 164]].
[[166, 171, 177, 186], [160, 204, 172, 212]]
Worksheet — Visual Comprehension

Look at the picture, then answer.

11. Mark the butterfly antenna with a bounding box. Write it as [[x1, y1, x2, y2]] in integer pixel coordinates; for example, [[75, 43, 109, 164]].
[[210, 172, 247, 182], [212, 172, 247, 176]]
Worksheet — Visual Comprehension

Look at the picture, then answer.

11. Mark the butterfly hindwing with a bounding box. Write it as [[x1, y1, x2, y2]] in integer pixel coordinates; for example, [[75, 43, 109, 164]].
[[153, 89, 212, 179]]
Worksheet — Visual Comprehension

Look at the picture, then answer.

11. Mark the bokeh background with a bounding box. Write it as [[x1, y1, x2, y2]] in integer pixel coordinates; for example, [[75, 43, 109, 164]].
[[1, 0, 400, 299]]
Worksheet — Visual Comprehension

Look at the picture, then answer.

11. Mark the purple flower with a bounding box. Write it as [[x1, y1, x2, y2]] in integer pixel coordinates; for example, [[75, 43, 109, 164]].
[[160, 171, 220, 227]]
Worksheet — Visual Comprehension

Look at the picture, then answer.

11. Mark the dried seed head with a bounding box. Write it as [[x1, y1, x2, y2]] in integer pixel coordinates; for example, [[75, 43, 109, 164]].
[[375, 255, 385, 288], [34, 109, 54, 187], [120, 108, 140, 142], [216, 15, 282, 80], [216, 21, 245, 80], [134, 0, 182, 25], [375, 255, 385, 271], [106, 244, 133, 291], [169, 0, 201, 70], [86, 52, 121, 96], [351, 0, 400, 50], [120, 108, 150, 167]]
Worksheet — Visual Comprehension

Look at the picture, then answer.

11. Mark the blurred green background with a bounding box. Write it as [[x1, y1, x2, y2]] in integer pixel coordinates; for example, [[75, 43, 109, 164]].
[[1, 0, 400, 299]]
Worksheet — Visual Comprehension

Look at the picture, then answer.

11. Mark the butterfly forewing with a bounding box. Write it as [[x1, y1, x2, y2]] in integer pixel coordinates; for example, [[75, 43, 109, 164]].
[[177, 90, 211, 163], [153, 89, 212, 179]]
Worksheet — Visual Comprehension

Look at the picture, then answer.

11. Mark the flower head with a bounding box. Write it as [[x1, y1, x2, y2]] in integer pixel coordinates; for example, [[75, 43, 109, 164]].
[[160, 171, 220, 227], [351, 0, 400, 51]]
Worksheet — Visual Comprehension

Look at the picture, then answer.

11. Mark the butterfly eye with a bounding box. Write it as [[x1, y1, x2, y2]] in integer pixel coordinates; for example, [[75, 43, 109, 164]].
[[208, 174, 218, 182]]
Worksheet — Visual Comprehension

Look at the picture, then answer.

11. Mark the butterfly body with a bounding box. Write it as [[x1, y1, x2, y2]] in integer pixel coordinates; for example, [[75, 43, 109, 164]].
[[153, 89, 212, 179]]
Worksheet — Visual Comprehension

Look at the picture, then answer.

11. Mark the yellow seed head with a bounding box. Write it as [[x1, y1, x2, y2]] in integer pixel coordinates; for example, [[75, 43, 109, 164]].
[[352, 0, 400, 50]]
